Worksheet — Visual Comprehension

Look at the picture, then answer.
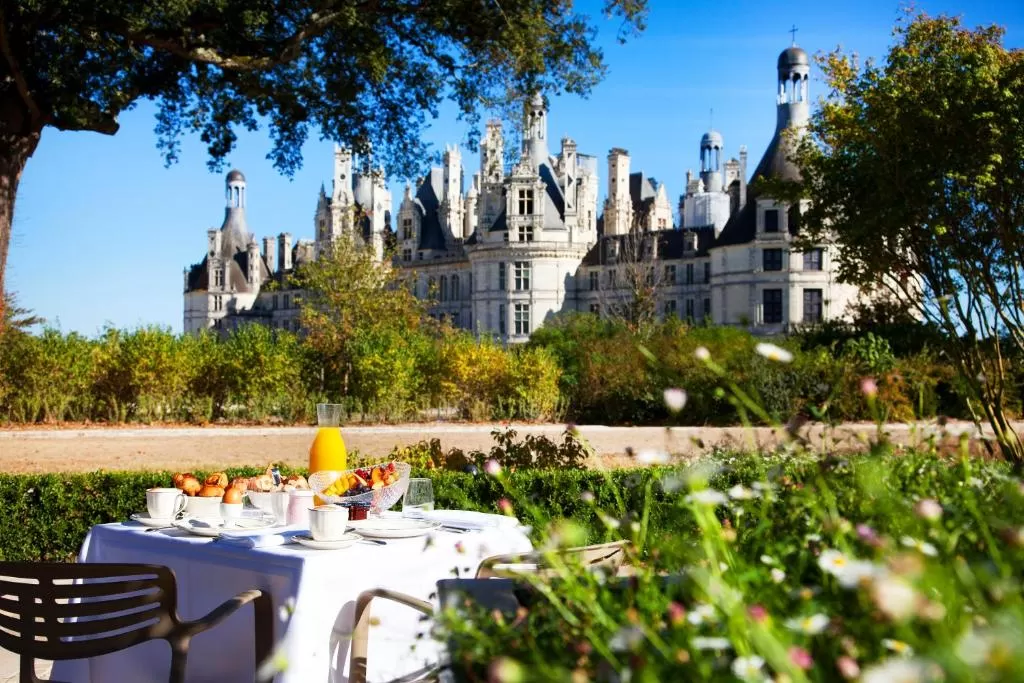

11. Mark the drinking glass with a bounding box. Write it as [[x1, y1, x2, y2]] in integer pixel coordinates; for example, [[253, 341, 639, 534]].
[[403, 478, 435, 514]]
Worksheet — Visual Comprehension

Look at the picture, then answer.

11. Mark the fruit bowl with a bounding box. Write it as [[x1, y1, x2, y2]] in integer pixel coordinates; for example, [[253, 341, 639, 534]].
[[308, 462, 412, 513]]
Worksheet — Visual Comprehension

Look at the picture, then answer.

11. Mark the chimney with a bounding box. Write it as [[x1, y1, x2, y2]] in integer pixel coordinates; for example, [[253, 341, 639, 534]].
[[262, 236, 276, 275], [246, 240, 260, 285], [739, 145, 748, 207], [278, 232, 293, 272]]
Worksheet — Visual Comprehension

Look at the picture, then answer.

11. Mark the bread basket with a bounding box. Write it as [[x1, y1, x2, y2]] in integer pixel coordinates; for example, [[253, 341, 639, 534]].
[[308, 462, 412, 513]]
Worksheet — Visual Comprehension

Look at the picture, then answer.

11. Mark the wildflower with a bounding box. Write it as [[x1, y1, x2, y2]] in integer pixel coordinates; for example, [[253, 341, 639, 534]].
[[455, 541, 465, 554], [687, 603, 718, 626], [488, 657, 526, 683], [918, 600, 946, 621], [685, 489, 728, 506], [760, 554, 775, 565], [667, 602, 686, 627], [785, 613, 829, 635], [498, 498, 514, 516], [856, 523, 881, 546], [609, 625, 645, 652], [789, 646, 813, 670], [636, 449, 671, 465], [580, 491, 595, 504], [755, 342, 793, 363], [818, 549, 879, 588], [871, 575, 919, 622], [663, 388, 687, 413], [728, 484, 758, 500], [836, 656, 860, 680], [692, 637, 731, 651], [882, 639, 914, 656], [484, 460, 502, 477], [957, 627, 1011, 668], [731, 655, 765, 680], [695, 346, 711, 361], [914, 499, 943, 522], [900, 536, 938, 557], [806, 533, 822, 542], [256, 640, 290, 680], [748, 605, 768, 623], [861, 658, 934, 683], [278, 596, 296, 622], [771, 568, 786, 584], [860, 377, 878, 398]]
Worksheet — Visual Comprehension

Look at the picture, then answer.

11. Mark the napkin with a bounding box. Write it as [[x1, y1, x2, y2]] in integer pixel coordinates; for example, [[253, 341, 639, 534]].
[[217, 525, 306, 549], [407, 510, 521, 531]]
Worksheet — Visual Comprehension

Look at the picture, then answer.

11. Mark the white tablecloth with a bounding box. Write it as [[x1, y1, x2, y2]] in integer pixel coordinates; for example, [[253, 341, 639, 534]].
[[50, 513, 532, 683]]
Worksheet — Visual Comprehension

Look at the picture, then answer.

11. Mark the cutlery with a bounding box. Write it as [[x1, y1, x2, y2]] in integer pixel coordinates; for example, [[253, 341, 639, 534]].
[[440, 526, 471, 534], [358, 539, 387, 546]]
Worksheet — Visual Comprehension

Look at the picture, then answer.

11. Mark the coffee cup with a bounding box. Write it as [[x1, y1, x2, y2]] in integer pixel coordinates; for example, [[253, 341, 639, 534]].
[[309, 505, 349, 542], [147, 488, 186, 520]]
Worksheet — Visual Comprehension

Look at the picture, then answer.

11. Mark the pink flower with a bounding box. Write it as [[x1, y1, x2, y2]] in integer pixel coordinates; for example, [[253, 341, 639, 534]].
[[498, 498, 514, 516], [455, 541, 465, 554], [484, 459, 502, 476], [789, 646, 813, 670], [747, 605, 768, 623], [667, 602, 686, 627], [856, 523, 882, 547], [860, 377, 878, 398], [914, 499, 943, 522], [837, 656, 860, 680]]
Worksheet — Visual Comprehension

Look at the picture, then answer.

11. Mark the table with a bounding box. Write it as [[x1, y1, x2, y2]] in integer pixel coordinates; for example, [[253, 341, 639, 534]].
[[50, 514, 532, 683]]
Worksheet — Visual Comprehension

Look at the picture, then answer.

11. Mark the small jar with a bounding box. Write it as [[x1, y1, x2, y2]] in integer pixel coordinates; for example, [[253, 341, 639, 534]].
[[347, 504, 370, 521], [287, 490, 316, 527]]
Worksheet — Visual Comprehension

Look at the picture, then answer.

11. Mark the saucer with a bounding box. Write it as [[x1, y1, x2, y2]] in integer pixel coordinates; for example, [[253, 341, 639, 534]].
[[346, 518, 440, 539], [130, 512, 177, 528], [292, 533, 361, 550], [173, 517, 273, 537]]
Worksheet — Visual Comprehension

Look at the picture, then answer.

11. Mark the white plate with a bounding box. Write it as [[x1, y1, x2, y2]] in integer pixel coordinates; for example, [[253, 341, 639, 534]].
[[292, 533, 362, 550], [130, 513, 177, 528], [173, 517, 273, 537], [346, 518, 440, 539]]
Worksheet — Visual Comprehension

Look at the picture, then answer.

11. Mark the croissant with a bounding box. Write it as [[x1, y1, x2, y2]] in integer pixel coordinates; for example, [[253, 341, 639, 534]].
[[197, 484, 225, 498], [172, 472, 188, 489], [180, 475, 202, 497], [205, 472, 228, 488], [284, 474, 309, 490]]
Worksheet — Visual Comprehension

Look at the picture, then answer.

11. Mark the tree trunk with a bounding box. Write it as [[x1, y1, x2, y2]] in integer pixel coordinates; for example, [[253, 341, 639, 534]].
[[0, 129, 40, 324]]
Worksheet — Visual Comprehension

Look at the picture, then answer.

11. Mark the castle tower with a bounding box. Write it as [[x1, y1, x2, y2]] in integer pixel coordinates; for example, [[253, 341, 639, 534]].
[[441, 145, 465, 244], [222, 169, 249, 238], [776, 44, 810, 131], [700, 129, 724, 193], [604, 148, 633, 236], [480, 120, 504, 184], [522, 92, 549, 167]]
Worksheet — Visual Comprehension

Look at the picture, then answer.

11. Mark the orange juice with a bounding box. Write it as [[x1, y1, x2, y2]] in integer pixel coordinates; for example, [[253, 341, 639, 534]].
[[309, 427, 347, 505]]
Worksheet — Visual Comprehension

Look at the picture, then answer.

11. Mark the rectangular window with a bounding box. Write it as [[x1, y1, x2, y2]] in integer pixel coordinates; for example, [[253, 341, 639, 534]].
[[764, 209, 780, 233], [803, 288, 824, 323], [514, 303, 531, 335], [402, 249, 412, 262], [763, 289, 783, 324], [273, 294, 279, 310], [498, 304, 506, 335], [664, 299, 677, 317], [402, 218, 413, 241], [664, 265, 676, 284], [590, 303, 600, 315], [686, 263, 694, 285], [517, 188, 535, 215], [498, 262, 506, 291], [213, 295, 223, 312], [703, 298, 711, 318], [214, 269, 224, 287], [658, 217, 668, 229], [283, 294, 290, 309], [685, 299, 694, 320], [645, 267, 654, 285], [803, 248, 823, 271], [608, 269, 617, 287], [763, 248, 784, 271], [589, 271, 599, 291], [703, 262, 711, 283], [517, 224, 534, 242], [514, 262, 531, 291]]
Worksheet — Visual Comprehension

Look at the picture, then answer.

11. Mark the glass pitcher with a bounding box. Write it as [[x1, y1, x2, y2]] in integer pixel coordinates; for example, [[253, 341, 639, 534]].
[[309, 403, 348, 505]]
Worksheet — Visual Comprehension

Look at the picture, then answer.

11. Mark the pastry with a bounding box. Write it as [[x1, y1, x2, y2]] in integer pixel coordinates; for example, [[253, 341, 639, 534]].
[[180, 475, 202, 497], [172, 472, 187, 488], [205, 472, 228, 488], [229, 476, 249, 493], [283, 474, 309, 490], [197, 484, 225, 498], [222, 487, 243, 504]]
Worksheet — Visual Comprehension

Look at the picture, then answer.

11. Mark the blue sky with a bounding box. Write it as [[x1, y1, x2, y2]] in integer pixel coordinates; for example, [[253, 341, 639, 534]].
[[8, 0, 1022, 335]]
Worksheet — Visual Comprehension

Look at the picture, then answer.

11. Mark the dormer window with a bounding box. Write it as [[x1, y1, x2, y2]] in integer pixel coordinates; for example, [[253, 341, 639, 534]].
[[402, 218, 413, 241], [517, 189, 535, 215], [517, 225, 534, 242], [764, 209, 780, 233]]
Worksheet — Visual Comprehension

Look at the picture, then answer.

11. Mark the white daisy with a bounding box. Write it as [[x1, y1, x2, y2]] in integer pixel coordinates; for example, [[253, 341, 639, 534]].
[[686, 603, 718, 626], [731, 655, 765, 680], [695, 346, 711, 361], [770, 568, 786, 584], [692, 636, 731, 651], [728, 484, 758, 500], [785, 613, 829, 635], [755, 342, 794, 363], [635, 449, 671, 465], [882, 639, 915, 656], [871, 575, 919, 621], [861, 658, 932, 683], [663, 388, 687, 413], [900, 536, 938, 557], [685, 489, 728, 506]]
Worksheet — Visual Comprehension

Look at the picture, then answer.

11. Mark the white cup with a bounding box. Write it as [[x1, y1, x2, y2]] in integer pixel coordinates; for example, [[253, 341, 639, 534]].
[[309, 505, 349, 542], [287, 490, 315, 527], [147, 488, 186, 520]]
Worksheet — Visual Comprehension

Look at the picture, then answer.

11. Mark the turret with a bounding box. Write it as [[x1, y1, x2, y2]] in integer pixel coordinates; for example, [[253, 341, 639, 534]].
[[522, 92, 549, 167], [246, 240, 260, 285], [480, 120, 504, 183], [604, 148, 633, 236], [776, 45, 810, 131], [700, 129, 724, 193], [333, 145, 354, 205]]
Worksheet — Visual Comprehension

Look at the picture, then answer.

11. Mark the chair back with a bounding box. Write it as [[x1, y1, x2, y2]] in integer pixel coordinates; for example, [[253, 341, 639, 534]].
[[0, 562, 178, 661], [475, 540, 628, 579]]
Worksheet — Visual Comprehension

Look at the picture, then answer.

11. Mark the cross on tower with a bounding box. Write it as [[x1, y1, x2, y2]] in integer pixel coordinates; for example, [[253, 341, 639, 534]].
[[789, 24, 799, 46]]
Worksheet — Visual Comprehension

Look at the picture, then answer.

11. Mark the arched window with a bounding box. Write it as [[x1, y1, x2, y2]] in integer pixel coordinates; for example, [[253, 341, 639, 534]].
[[451, 275, 460, 300], [440, 275, 448, 302]]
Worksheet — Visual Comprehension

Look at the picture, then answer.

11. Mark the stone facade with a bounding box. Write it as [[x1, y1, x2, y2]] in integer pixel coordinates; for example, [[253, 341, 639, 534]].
[[183, 43, 863, 340]]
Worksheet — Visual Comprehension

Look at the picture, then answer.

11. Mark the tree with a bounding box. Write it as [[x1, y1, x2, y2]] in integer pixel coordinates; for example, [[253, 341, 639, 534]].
[[296, 234, 429, 397], [774, 12, 1024, 461], [593, 228, 668, 332], [0, 0, 649, 303]]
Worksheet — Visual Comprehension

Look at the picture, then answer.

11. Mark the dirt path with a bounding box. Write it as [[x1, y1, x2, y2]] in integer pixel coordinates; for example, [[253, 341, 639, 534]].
[[0, 420, 1012, 474]]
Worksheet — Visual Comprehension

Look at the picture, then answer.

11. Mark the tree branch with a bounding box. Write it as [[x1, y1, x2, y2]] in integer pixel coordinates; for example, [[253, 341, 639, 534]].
[[0, 8, 42, 126]]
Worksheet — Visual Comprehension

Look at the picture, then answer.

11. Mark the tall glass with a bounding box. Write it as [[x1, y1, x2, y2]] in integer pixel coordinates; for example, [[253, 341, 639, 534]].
[[309, 403, 348, 506], [403, 478, 435, 515]]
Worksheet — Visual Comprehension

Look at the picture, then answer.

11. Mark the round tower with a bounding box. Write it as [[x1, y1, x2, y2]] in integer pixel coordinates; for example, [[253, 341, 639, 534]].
[[522, 91, 549, 166], [699, 129, 724, 192], [226, 169, 246, 209], [776, 44, 810, 130]]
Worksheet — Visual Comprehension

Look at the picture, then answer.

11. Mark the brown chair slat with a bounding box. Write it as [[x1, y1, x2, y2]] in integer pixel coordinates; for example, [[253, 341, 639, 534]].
[[0, 610, 22, 637], [50, 579, 163, 601], [47, 608, 163, 639], [16, 624, 163, 662], [48, 591, 163, 619]]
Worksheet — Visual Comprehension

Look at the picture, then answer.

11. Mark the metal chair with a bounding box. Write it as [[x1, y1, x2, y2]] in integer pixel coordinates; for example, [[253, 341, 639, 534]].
[[348, 541, 629, 683], [0, 562, 274, 683]]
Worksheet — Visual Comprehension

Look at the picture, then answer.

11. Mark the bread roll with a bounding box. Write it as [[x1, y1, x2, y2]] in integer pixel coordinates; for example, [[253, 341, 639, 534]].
[[205, 472, 228, 488], [172, 472, 187, 489], [284, 474, 309, 490], [181, 475, 202, 496], [197, 484, 225, 498], [229, 477, 249, 493]]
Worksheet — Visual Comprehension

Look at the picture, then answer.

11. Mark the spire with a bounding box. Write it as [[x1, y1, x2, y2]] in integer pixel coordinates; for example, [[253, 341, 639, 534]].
[[522, 91, 549, 167], [221, 169, 249, 241]]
